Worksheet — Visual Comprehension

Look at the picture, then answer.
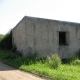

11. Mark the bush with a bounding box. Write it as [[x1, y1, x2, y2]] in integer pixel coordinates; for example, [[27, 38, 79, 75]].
[[45, 54, 61, 69], [73, 60, 80, 65], [0, 50, 15, 60], [70, 58, 80, 66], [3, 51, 15, 59], [76, 49, 80, 59], [0, 30, 12, 50]]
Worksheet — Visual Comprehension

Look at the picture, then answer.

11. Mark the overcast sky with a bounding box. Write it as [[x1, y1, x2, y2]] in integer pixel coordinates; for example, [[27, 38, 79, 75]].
[[0, 0, 80, 34]]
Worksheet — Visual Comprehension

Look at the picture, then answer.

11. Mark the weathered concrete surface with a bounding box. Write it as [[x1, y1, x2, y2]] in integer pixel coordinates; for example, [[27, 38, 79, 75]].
[[0, 61, 45, 80], [12, 16, 80, 59], [12, 18, 26, 56]]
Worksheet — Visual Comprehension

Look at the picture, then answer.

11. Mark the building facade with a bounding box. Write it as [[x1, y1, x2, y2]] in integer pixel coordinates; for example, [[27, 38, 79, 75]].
[[12, 16, 80, 59]]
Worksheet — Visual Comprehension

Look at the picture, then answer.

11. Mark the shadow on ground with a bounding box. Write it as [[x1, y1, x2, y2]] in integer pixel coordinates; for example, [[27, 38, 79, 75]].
[[0, 61, 17, 71]]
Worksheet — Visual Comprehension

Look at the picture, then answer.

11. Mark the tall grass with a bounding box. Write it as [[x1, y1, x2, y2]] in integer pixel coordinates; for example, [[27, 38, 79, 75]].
[[20, 62, 80, 80], [45, 54, 61, 69], [0, 50, 15, 60], [0, 50, 80, 80]]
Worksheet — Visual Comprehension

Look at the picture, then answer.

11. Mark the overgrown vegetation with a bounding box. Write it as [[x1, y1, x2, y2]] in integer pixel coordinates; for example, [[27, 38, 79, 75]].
[[0, 30, 12, 50], [76, 49, 80, 59], [45, 54, 61, 69], [0, 49, 80, 80], [0, 50, 15, 60], [0, 34, 4, 41], [0, 29, 80, 80]]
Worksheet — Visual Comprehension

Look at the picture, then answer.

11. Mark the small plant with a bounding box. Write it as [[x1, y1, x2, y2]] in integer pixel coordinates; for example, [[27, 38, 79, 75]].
[[0, 50, 15, 61], [28, 52, 38, 60], [45, 54, 61, 69], [1, 50, 80, 80], [76, 49, 80, 59], [73, 60, 80, 65], [70, 58, 80, 66]]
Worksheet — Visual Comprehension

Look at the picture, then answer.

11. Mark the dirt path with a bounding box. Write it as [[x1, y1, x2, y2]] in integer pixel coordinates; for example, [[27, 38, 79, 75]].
[[0, 61, 46, 80]]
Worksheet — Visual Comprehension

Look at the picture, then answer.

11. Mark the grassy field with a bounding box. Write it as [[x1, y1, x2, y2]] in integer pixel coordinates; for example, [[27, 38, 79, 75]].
[[0, 50, 80, 80]]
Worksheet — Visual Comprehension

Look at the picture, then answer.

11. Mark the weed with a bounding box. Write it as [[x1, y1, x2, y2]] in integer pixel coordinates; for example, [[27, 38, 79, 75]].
[[45, 54, 61, 69], [70, 58, 80, 66], [0, 50, 80, 80], [76, 49, 80, 59]]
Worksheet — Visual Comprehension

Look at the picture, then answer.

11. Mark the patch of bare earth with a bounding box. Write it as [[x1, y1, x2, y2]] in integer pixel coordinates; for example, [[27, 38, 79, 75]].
[[0, 61, 46, 80]]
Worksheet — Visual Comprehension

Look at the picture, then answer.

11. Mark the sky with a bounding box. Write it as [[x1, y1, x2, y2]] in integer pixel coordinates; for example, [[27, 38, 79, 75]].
[[0, 0, 80, 34]]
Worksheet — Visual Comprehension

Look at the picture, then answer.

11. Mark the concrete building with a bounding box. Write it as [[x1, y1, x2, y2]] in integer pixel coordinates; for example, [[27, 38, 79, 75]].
[[12, 16, 80, 59]]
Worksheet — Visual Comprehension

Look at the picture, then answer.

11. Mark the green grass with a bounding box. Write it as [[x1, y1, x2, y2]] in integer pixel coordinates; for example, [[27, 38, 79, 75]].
[[0, 49, 15, 60], [20, 63, 80, 80], [0, 50, 11, 60], [0, 49, 80, 80]]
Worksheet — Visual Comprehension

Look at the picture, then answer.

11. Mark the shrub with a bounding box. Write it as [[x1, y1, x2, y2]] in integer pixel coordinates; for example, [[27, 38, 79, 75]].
[[0, 50, 15, 60], [76, 49, 80, 59], [70, 58, 80, 65], [73, 60, 80, 65], [3, 51, 15, 59], [7, 52, 38, 67], [45, 54, 61, 69], [0, 30, 12, 50]]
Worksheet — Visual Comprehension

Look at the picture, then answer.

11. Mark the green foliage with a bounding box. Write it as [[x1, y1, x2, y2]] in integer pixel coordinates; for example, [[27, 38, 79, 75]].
[[1, 51, 39, 68], [20, 62, 80, 80], [70, 49, 80, 65], [3, 52, 15, 59], [70, 58, 80, 66], [46, 54, 61, 69], [76, 49, 80, 59], [0, 50, 80, 80], [73, 60, 80, 65], [0, 30, 12, 50], [0, 50, 15, 60], [28, 52, 38, 60], [0, 34, 4, 42]]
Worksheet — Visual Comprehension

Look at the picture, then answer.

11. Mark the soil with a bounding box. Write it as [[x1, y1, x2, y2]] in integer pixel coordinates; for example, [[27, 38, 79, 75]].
[[0, 61, 46, 80]]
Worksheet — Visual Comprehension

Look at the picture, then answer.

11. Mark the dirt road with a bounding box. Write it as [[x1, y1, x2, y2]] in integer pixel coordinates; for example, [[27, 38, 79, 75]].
[[0, 61, 45, 80]]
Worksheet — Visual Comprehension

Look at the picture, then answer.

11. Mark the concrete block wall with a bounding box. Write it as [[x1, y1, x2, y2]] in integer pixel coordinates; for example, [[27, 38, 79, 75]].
[[24, 18, 59, 57], [12, 17, 26, 56], [12, 16, 80, 59]]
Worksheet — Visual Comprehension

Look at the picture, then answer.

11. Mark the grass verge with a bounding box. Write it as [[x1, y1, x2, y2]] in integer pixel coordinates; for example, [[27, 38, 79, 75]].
[[20, 63, 80, 80], [0, 49, 80, 80]]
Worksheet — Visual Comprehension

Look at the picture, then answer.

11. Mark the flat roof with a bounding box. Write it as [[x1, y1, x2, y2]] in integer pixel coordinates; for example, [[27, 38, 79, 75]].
[[25, 16, 80, 25]]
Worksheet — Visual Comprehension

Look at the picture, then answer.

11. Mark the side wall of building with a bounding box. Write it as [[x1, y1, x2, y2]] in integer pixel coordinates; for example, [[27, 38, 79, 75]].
[[12, 17, 26, 56], [69, 24, 80, 58], [13, 16, 80, 59], [58, 22, 80, 58], [24, 17, 80, 59], [24, 17, 59, 57]]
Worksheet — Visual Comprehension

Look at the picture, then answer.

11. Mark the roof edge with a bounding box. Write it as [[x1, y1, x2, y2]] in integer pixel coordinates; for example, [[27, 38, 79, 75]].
[[25, 16, 80, 25]]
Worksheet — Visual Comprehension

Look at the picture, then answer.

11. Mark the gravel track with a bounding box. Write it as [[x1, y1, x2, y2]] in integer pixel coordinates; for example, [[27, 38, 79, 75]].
[[0, 61, 45, 80]]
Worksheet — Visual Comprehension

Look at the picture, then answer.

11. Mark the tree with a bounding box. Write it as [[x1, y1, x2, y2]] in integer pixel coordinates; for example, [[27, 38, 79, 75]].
[[0, 30, 12, 50]]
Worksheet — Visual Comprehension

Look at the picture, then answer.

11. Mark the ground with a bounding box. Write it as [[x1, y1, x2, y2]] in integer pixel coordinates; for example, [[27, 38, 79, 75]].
[[0, 61, 45, 80]]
